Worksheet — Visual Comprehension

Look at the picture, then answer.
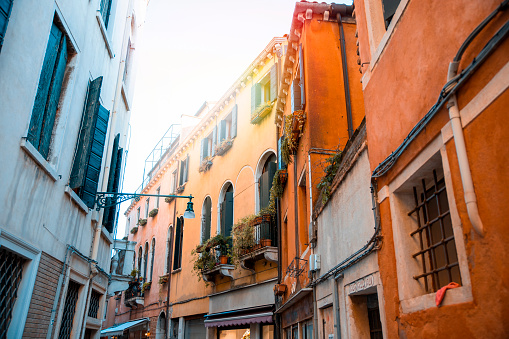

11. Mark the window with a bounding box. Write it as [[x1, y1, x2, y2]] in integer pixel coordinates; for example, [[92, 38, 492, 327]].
[[408, 169, 460, 293], [381, 0, 401, 29], [200, 132, 215, 162], [259, 155, 277, 211], [156, 187, 160, 208], [69, 77, 110, 209], [149, 238, 155, 282], [102, 134, 123, 232], [136, 207, 141, 221], [88, 291, 101, 319], [367, 294, 383, 339], [218, 105, 238, 144], [201, 197, 212, 244], [165, 225, 172, 274], [171, 169, 178, 193], [251, 65, 278, 114], [123, 38, 132, 83], [220, 184, 234, 238], [0, 0, 13, 52], [179, 155, 189, 186], [0, 247, 25, 337], [291, 46, 305, 113], [28, 20, 72, 160], [173, 217, 184, 270], [99, 0, 113, 29], [58, 280, 80, 339], [137, 247, 142, 274], [145, 198, 150, 218], [143, 242, 148, 281]]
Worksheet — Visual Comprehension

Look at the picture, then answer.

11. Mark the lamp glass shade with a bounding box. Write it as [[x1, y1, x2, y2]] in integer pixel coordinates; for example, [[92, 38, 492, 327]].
[[184, 201, 195, 219]]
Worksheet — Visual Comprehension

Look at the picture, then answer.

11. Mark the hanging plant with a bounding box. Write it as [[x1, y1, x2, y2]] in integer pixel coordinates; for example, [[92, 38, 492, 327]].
[[137, 219, 147, 226], [215, 139, 233, 156], [141, 282, 151, 293], [198, 157, 213, 173], [190, 247, 217, 282], [317, 150, 343, 204], [149, 208, 158, 218], [231, 214, 256, 266], [165, 196, 175, 204], [130, 226, 139, 234]]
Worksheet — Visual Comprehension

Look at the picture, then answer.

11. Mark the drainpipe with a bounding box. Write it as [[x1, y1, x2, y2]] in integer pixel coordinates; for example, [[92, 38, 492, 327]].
[[446, 62, 485, 236], [333, 273, 343, 339], [337, 12, 354, 139]]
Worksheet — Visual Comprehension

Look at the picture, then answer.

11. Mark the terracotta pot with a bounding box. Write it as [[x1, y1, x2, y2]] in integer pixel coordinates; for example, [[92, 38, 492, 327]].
[[261, 215, 271, 223], [219, 255, 228, 265], [274, 284, 287, 296], [261, 239, 272, 247], [252, 216, 263, 226]]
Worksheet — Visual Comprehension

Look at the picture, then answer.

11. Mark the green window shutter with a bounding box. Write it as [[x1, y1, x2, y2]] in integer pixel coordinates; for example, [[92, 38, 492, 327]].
[[28, 23, 63, 154], [291, 79, 302, 112], [224, 192, 234, 238], [381, 0, 401, 28], [251, 83, 261, 113], [231, 105, 238, 138], [173, 218, 183, 270], [261, 162, 277, 210], [220, 201, 225, 236], [299, 44, 305, 108], [70, 77, 105, 209], [219, 120, 227, 142], [200, 138, 206, 162], [100, 0, 113, 29], [212, 126, 217, 155], [80, 105, 110, 208], [202, 198, 211, 243], [103, 134, 121, 232], [0, 0, 13, 52], [270, 64, 278, 102], [184, 154, 189, 183]]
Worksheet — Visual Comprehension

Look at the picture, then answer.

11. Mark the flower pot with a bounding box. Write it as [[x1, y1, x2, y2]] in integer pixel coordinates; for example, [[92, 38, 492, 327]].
[[274, 283, 287, 296], [261, 239, 272, 247], [261, 215, 271, 223], [219, 255, 228, 265], [279, 170, 288, 186], [252, 216, 263, 226]]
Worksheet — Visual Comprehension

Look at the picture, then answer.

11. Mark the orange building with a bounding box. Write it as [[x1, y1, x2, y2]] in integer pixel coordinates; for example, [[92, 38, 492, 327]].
[[353, 0, 509, 337], [103, 37, 287, 338], [272, 2, 365, 338]]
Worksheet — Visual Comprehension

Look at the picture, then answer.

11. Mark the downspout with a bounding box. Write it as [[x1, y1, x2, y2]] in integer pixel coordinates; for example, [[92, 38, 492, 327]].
[[337, 12, 354, 139], [446, 62, 485, 236], [166, 161, 180, 338], [333, 273, 343, 339]]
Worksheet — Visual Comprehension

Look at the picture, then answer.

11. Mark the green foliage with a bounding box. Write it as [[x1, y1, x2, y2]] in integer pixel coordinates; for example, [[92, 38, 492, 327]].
[[317, 151, 343, 204], [148, 208, 158, 217], [130, 269, 139, 278], [231, 214, 256, 266], [137, 218, 147, 226], [190, 248, 217, 282]]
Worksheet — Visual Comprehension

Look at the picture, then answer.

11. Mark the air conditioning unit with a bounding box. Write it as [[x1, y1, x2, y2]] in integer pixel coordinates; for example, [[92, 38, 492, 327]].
[[309, 254, 321, 272]]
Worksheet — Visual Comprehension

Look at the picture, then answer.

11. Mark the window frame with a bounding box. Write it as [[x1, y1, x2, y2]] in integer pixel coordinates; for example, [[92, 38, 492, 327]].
[[386, 136, 472, 313]]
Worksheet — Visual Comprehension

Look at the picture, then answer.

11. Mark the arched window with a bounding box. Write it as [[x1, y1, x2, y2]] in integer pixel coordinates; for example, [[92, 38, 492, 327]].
[[156, 312, 166, 339], [258, 153, 277, 212], [219, 183, 234, 238], [165, 225, 172, 274], [173, 217, 184, 270], [137, 247, 142, 275], [149, 238, 156, 282], [201, 197, 212, 244], [143, 242, 149, 281]]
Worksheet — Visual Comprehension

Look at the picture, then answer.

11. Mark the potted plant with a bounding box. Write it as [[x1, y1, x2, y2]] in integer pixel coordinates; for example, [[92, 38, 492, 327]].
[[159, 274, 169, 284], [141, 281, 151, 293], [215, 139, 233, 156], [130, 226, 138, 234], [261, 239, 272, 247], [274, 283, 287, 296], [130, 269, 140, 279], [148, 208, 158, 218], [191, 247, 216, 281], [212, 234, 230, 262], [199, 156, 213, 173], [137, 218, 147, 226], [231, 214, 256, 265], [176, 184, 185, 193], [165, 196, 175, 203]]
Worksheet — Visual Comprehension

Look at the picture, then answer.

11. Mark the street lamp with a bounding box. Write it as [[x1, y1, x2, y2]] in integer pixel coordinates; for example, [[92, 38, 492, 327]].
[[95, 192, 195, 219]]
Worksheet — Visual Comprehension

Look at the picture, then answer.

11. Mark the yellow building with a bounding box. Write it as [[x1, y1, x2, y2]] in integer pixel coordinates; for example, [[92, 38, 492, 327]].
[[106, 37, 287, 339]]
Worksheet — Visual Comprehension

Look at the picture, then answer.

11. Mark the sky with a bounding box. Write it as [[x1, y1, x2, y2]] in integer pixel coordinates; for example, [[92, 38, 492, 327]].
[[118, 0, 351, 238]]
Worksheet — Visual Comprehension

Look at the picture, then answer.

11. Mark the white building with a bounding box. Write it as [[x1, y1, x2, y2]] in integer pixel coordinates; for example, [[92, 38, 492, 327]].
[[0, 0, 146, 337]]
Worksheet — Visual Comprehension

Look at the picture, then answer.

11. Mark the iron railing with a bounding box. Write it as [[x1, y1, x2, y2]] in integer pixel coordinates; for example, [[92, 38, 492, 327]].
[[88, 291, 101, 318], [253, 216, 277, 247], [124, 282, 143, 301]]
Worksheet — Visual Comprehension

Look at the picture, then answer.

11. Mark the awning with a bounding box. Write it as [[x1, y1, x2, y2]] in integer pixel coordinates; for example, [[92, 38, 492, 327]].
[[204, 312, 273, 328], [100, 318, 150, 336]]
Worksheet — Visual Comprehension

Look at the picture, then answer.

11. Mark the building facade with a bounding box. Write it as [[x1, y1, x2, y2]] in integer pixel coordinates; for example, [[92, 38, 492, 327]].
[[103, 37, 287, 339], [0, 0, 146, 337]]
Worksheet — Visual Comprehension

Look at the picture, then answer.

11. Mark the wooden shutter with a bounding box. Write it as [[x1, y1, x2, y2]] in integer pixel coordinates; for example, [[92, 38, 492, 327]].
[[231, 105, 238, 138], [278, 136, 286, 170], [103, 134, 121, 232], [299, 44, 305, 108], [184, 154, 189, 183], [291, 79, 302, 112], [251, 83, 261, 113], [212, 126, 217, 155], [28, 23, 63, 154], [69, 77, 107, 209], [0, 0, 13, 52], [224, 192, 234, 238], [100, 0, 113, 29], [202, 200, 211, 243], [261, 162, 277, 210], [200, 138, 206, 162], [173, 218, 184, 270], [179, 159, 185, 186], [220, 201, 226, 236], [270, 64, 278, 102], [219, 120, 227, 142]]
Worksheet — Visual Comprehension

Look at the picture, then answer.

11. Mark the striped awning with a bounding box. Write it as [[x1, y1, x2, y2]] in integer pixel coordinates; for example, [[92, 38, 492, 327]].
[[204, 311, 273, 328]]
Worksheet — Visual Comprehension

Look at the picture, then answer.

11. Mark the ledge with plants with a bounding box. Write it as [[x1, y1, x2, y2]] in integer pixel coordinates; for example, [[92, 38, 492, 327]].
[[191, 234, 233, 284], [165, 195, 175, 204], [137, 219, 147, 226], [281, 110, 306, 165], [251, 100, 275, 124], [141, 281, 151, 293], [176, 184, 186, 193], [198, 156, 213, 173], [215, 139, 233, 156], [149, 208, 158, 218], [159, 274, 169, 284], [130, 226, 138, 234]]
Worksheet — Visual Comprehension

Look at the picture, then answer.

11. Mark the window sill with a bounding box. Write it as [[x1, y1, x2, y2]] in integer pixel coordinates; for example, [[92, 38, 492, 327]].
[[121, 82, 131, 111], [64, 186, 90, 214], [171, 268, 182, 275], [96, 12, 114, 58], [20, 138, 58, 182], [401, 285, 472, 314]]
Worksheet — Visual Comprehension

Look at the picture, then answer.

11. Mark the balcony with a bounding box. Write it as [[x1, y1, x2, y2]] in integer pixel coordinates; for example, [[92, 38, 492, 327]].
[[124, 280, 144, 308], [239, 216, 278, 272]]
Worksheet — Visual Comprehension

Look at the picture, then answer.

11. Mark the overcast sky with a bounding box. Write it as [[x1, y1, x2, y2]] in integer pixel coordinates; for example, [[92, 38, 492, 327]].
[[117, 0, 351, 237]]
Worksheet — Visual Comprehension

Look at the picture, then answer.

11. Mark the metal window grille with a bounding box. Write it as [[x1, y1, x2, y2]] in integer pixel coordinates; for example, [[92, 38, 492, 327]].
[[58, 280, 80, 339], [409, 169, 461, 293], [0, 248, 25, 338], [367, 294, 383, 339], [88, 291, 101, 318]]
